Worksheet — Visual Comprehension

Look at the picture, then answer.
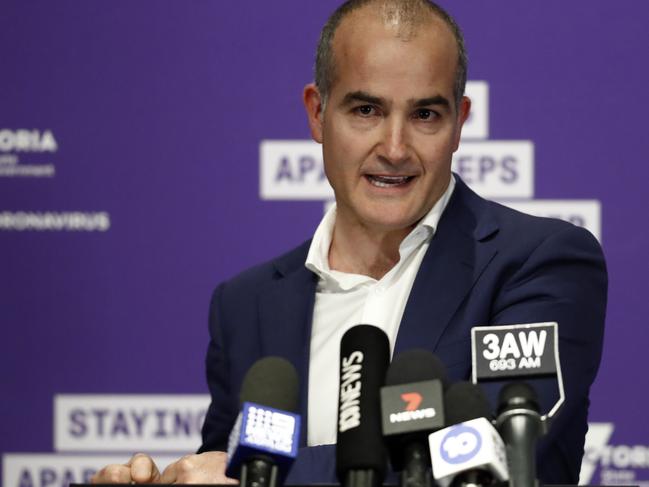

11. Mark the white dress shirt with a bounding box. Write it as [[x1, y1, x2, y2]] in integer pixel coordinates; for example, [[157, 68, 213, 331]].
[[304, 176, 456, 446]]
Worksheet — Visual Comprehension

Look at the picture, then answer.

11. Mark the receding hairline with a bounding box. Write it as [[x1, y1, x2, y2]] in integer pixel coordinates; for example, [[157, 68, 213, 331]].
[[334, 4, 456, 55], [315, 0, 467, 107], [376, 0, 443, 39]]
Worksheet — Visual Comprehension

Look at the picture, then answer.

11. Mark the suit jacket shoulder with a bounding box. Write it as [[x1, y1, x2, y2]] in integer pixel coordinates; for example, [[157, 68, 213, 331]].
[[217, 239, 312, 298]]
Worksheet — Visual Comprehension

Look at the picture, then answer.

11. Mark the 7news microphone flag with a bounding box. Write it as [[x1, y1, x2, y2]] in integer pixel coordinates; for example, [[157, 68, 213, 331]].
[[380, 350, 448, 487]]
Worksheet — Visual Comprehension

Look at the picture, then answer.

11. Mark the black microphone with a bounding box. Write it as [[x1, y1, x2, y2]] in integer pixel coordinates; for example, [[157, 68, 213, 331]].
[[336, 324, 390, 487], [496, 382, 541, 487], [444, 381, 492, 426], [429, 382, 508, 487], [380, 350, 448, 487], [471, 323, 562, 487], [226, 356, 301, 487]]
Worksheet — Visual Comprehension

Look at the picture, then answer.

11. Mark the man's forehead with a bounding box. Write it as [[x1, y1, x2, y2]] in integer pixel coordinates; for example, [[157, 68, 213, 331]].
[[331, 5, 457, 71], [329, 7, 458, 91], [334, 2, 447, 43]]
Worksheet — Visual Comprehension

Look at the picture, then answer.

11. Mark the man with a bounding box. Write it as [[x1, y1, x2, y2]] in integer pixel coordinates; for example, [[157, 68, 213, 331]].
[[93, 0, 607, 484]]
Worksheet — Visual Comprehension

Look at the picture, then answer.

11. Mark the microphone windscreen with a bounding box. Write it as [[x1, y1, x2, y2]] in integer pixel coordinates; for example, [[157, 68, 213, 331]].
[[497, 381, 539, 414], [444, 381, 492, 425], [385, 349, 448, 388], [336, 324, 390, 481], [381, 349, 447, 471], [239, 356, 299, 413]]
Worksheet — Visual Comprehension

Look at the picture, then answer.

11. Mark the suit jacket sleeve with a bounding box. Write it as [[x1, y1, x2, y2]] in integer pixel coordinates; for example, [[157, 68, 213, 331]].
[[198, 283, 238, 453], [489, 224, 607, 484]]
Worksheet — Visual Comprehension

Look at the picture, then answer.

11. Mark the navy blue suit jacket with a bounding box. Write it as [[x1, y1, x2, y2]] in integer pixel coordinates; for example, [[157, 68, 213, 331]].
[[199, 176, 607, 485]]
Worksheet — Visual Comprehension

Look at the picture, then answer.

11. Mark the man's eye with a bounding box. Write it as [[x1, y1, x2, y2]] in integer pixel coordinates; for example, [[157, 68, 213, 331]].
[[355, 105, 375, 116], [415, 109, 437, 120]]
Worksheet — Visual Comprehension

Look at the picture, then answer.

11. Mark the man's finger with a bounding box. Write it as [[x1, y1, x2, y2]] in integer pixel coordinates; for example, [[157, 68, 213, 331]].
[[128, 453, 161, 483], [91, 464, 131, 484], [160, 451, 237, 484], [159, 460, 179, 484]]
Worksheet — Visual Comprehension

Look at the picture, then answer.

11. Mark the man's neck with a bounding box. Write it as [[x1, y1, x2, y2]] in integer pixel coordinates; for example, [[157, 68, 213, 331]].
[[328, 218, 413, 280]]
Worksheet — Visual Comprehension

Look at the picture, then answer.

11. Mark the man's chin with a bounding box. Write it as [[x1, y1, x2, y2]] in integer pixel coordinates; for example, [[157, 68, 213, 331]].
[[357, 210, 422, 235]]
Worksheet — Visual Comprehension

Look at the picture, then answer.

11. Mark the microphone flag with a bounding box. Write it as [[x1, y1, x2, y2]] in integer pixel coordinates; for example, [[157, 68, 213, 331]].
[[226, 402, 300, 479], [428, 417, 508, 487]]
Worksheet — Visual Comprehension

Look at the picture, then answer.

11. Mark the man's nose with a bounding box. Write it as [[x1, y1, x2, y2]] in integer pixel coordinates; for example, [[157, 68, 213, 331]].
[[378, 118, 410, 164]]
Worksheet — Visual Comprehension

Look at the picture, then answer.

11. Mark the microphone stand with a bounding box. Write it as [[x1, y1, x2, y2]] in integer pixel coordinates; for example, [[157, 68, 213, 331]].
[[400, 442, 432, 487]]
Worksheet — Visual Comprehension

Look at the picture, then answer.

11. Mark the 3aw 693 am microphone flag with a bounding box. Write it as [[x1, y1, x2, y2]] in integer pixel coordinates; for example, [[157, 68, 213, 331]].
[[471, 322, 563, 487]]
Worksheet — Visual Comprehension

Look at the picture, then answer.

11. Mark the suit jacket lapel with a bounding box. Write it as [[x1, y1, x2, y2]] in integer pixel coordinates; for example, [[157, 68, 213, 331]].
[[258, 268, 316, 364], [257, 242, 316, 444], [395, 178, 499, 354]]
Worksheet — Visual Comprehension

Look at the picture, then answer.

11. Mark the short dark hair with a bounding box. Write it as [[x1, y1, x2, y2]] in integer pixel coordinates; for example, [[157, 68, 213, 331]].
[[315, 0, 467, 108]]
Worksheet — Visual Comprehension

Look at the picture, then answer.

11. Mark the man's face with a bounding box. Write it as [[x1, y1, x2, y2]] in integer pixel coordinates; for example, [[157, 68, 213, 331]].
[[305, 9, 470, 234]]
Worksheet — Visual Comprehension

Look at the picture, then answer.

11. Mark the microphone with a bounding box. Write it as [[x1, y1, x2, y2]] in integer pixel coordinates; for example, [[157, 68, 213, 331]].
[[470, 322, 564, 418], [336, 324, 390, 487], [496, 382, 541, 487], [444, 382, 492, 426], [471, 322, 562, 487], [380, 350, 447, 487], [226, 356, 301, 487], [429, 382, 508, 487]]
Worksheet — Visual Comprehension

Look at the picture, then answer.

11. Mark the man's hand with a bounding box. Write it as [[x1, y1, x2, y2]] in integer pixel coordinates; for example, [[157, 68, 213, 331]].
[[160, 451, 238, 484], [91, 453, 161, 484], [91, 451, 237, 484]]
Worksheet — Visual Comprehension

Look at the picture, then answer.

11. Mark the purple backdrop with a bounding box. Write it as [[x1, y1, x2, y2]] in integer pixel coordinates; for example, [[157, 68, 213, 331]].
[[2, 1, 649, 485]]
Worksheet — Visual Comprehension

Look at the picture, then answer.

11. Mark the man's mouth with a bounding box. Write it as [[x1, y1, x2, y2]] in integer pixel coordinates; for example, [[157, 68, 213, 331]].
[[365, 175, 415, 188]]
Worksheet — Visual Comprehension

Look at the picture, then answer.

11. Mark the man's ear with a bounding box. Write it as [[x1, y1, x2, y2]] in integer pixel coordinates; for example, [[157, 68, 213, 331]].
[[303, 83, 324, 143], [452, 95, 472, 151]]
